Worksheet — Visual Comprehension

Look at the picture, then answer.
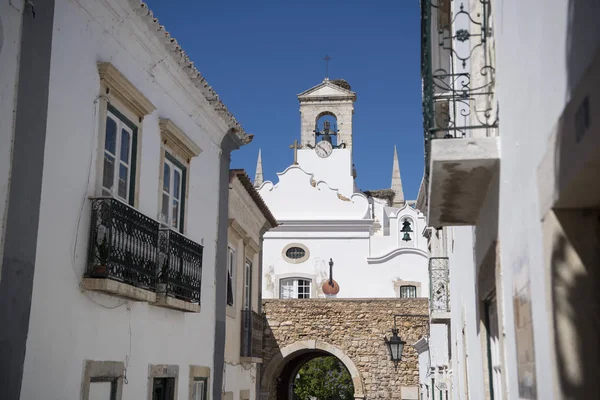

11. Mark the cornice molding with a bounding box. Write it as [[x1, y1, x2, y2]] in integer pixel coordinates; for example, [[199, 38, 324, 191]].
[[97, 62, 155, 117], [366, 247, 428, 264], [159, 118, 202, 161]]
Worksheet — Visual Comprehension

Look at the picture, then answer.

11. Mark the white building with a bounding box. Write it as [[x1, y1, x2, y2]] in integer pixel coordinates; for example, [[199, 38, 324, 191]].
[[419, 0, 600, 399], [0, 1, 252, 399], [257, 78, 429, 300], [224, 170, 277, 400]]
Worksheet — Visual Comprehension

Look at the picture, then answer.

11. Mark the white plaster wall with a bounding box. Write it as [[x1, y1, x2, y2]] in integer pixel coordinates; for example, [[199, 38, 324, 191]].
[[297, 148, 354, 197], [262, 236, 429, 299], [448, 226, 486, 400], [223, 364, 256, 400], [429, 324, 449, 368], [492, 1, 600, 399], [0, 0, 23, 266], [20, 0, 229, 399]]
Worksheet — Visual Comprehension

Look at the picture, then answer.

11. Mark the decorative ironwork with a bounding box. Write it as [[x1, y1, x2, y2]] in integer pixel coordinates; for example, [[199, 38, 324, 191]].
[[158, 228, 203, 303], [422, 0, 499, 180], [87, 197, 159, 290], [429, 257, 450, 312], [241, 310, 264, 358]]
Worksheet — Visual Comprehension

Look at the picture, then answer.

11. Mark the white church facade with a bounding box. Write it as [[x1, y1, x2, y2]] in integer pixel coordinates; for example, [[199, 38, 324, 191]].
[[256, 78, 429, 300]]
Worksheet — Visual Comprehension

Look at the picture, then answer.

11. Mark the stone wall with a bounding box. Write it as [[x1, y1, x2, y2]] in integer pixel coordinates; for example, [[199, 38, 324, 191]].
[[261, 298, 429, 399]]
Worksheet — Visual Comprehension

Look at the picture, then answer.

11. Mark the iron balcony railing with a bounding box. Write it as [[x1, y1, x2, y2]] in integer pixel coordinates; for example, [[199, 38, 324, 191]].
[[421, 0, 498, 179], [158, 228, 203, 303], [87, 197, 203, 303], [87, 197, 159, 290], [429, 257, 450, 313], [241, 310, 264, 359]]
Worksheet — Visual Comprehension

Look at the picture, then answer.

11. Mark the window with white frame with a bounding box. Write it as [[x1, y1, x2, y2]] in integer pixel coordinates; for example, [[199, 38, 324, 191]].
[[191, 377, 207, 400], [160, 153, 186, 232], [227, 247, 235, 306], [102, 107, 136, 204], [243, 259, 252, 310], [280, 278, 311, 299], [400, 285, 417, 298]]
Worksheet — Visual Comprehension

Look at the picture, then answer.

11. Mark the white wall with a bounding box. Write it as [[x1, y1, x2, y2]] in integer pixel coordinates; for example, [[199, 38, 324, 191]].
[[448, 226, 486, 400], [493, 1, 600, 399], [262, 235, 429, 299], [20, 0, 229, 398], [297, 148, 354, 197], [0, 0, 23, 266]]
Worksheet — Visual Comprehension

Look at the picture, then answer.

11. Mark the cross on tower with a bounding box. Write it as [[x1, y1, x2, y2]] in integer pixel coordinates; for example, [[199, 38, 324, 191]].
[[323, 54, 331, 78], [289, 139, 302, 165]]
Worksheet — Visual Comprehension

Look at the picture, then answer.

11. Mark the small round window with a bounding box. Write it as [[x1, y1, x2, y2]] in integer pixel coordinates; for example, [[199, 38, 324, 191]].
[[285, 247, 306, 259]]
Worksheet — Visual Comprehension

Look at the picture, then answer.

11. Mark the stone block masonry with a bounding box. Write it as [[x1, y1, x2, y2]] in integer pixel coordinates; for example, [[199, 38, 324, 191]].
[[261, 298, 429, 399]]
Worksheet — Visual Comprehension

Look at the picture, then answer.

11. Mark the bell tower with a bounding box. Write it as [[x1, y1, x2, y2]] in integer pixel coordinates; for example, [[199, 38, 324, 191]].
[[297, 78, 357, 148]]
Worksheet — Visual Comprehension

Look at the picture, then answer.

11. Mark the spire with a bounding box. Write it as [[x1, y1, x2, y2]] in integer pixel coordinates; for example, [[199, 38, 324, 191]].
[[391, 146, 405, 207], [254, 149, 264, 188]]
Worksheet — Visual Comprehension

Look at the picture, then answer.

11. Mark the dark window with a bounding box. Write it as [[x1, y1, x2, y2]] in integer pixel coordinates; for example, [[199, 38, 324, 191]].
[[285, 247, 306, 259], [400, 285, 417, 298], [191, 377, 208, 400], [227, 247, 235, 306], [152, 377, 175, 400]]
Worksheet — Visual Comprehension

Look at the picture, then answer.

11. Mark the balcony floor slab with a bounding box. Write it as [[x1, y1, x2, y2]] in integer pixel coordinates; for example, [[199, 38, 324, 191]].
[[428, 137, 500, 227], [153, 293, 201, 313], [82, 278, 156, 302]]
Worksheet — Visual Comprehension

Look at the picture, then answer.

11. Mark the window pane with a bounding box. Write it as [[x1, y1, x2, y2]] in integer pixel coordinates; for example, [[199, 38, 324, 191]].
[[105, 117, 117, 154], [285, 247, 306, 259], [102, 154, 115, 192], [161, 193, 170, 225], [280, 279, 293, 299], [118, 164, 128, 200], [298, 279, 311, 299], [120, 128, 130, 164], [172, 199, 179, 229], [163, 163, 170, 193], [89, 381, 112, 400], [174, 169, 181, 200]]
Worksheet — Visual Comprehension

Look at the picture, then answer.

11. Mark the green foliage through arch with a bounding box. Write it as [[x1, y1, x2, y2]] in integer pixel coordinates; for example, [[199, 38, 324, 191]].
[[293, 356, 354, 400]]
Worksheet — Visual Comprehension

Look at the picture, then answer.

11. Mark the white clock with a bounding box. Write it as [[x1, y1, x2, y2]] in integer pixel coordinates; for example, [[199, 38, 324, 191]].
[[315, 140, 333, 158]]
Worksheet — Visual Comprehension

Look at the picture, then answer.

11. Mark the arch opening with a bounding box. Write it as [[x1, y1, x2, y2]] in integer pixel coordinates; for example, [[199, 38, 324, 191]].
[[315, 112, 338, 146], [261, 341, 365, 400]]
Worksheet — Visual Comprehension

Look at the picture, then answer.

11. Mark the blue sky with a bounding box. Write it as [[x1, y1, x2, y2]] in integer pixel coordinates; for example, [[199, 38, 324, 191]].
[[145, 0, 424, 199]]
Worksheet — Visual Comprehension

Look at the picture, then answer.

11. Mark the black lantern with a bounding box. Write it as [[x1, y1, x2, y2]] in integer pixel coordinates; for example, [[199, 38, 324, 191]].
[[384, 327, 406, 369]]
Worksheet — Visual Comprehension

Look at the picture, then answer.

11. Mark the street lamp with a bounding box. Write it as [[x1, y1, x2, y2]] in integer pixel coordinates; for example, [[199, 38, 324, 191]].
[[384, 327, 406, 369], [384, 313, 429, 369]]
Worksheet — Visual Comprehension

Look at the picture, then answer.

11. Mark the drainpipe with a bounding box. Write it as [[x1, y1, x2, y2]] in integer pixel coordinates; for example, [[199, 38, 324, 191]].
[[0, 2, 55, 399], [212, 129, 244, 400]]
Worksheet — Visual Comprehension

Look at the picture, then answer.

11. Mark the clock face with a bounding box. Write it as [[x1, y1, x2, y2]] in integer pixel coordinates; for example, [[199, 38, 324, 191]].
[[315, 140, 333, 158]]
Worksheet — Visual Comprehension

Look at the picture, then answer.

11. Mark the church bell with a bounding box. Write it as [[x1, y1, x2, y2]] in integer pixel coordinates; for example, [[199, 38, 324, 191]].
[[401, 220, 413, 241]]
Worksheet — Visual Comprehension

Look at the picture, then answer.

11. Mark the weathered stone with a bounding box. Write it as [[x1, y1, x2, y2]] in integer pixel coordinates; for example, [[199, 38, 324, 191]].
[[261, 298, 428, 399]]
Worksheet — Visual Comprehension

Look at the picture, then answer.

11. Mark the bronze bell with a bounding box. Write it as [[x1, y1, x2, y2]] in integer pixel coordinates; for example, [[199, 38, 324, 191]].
[[402, 232, 411, 242], [400, 220, 413, 233]]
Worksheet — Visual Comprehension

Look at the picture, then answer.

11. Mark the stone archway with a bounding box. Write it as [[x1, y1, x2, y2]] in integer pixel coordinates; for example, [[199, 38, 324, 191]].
[[261, 340, 365, 400]]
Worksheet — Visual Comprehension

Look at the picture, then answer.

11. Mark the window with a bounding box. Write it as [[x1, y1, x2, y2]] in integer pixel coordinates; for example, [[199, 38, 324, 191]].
[[191, 377, 207, 400], [285, 247, 306, 259], [280, 278, 311, 299], [152, 377, 176, 400], [243, 259, 252, 310], [82, 360, 124, 400], [282, 243, 310, 264], [102, 106, 137, 205], [89, 379, 117, 400], [227, 247, 235, 306], [160, 153, 186, 232], [400, 285, 417, 298]]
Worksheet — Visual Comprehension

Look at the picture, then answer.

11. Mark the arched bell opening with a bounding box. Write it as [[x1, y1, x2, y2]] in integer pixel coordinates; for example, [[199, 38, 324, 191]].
[[314, 112, 338, 146]]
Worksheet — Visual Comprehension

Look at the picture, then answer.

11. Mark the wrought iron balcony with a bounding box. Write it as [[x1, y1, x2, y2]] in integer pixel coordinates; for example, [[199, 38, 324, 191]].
[[87, 197, 159, 291], [241, 310, 264, 360], [158, 228, 203, 304], [421, 0, 500, 226], [429, 257, 450, 314]]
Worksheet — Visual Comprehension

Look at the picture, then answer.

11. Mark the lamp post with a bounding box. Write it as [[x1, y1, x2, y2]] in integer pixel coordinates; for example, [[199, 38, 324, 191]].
[[384, 313, 429, 369]]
